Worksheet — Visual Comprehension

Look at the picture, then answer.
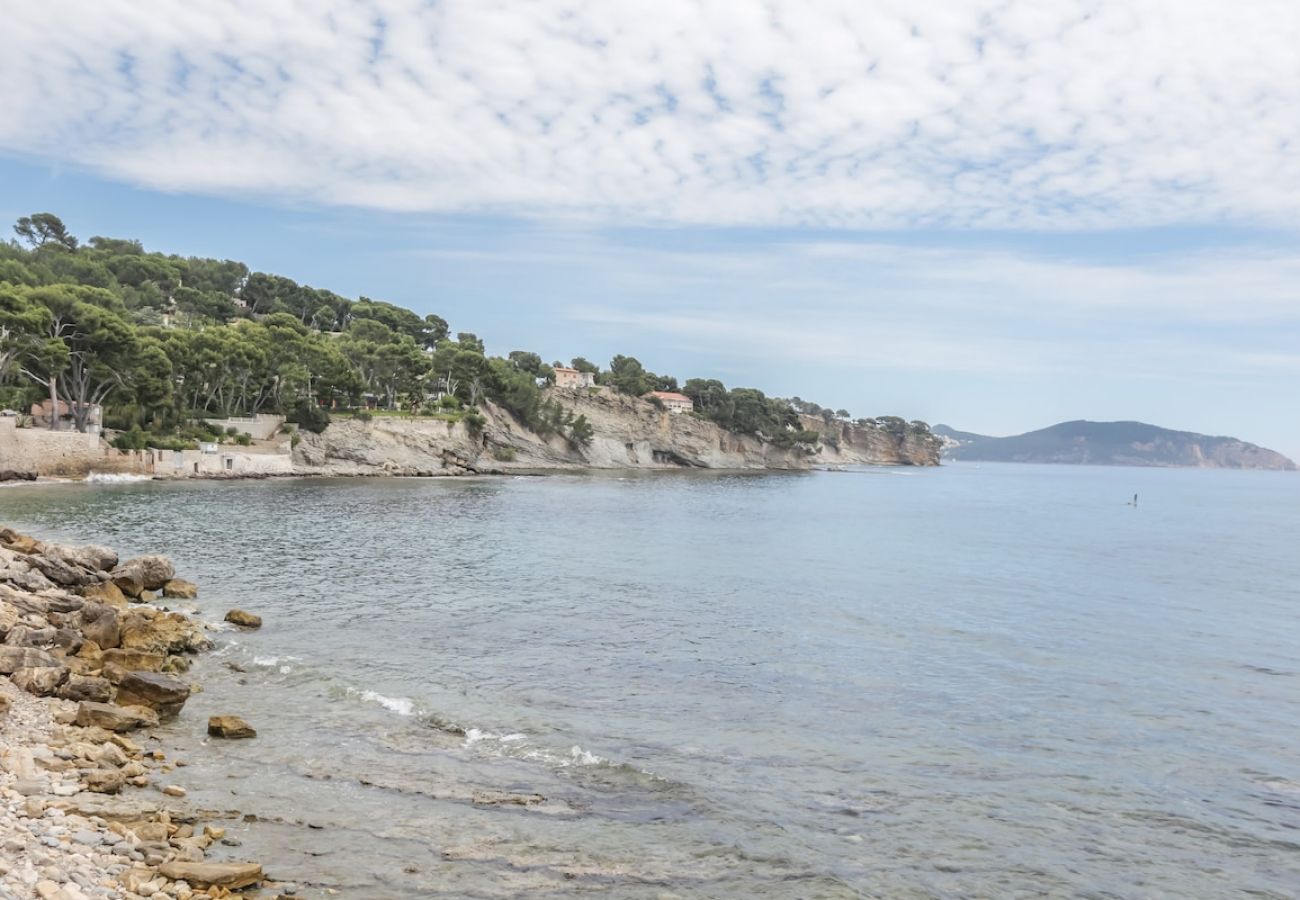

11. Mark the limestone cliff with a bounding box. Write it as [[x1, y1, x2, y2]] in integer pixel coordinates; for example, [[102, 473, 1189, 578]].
[[293, 388, 941, 476]]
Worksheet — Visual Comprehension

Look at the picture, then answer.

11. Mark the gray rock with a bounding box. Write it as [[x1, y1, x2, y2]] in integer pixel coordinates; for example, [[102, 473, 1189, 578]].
[[10, 665, 69, 696], [108, 556, 175, 597], [113, 671, 191, 719], [78, 603, 120, 651], [0, 646, 60, 672]]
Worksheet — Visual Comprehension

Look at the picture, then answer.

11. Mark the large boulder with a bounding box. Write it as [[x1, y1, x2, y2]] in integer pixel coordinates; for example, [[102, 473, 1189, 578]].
[[75, 701, 159, 732], [46, 543, 118, 572], [79, 602, 121, 650], [0, 646, 61, 673], [162, 578, 198, 599], [3, 624, 57, 647], [224, 609, 262, 628], [0, 529, 42, 554], [119, 611, 209, 655], [10, 665, 69, 696], [114, 671, 190, 718], [25, 553, 99, 588], [109, 556, 175, 597], [58, 674, 113, 703], [157, 862, 262, 891], [207, 715, 256, 739], [80, 580, 128, 609]]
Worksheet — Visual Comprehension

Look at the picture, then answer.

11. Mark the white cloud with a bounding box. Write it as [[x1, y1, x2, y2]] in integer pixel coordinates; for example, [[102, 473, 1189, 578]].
[[4, 1, 1300, 227]]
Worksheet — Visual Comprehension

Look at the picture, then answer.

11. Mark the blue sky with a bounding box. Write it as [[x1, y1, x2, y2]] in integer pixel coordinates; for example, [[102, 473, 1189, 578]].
[[3, 2, 1299, 457]]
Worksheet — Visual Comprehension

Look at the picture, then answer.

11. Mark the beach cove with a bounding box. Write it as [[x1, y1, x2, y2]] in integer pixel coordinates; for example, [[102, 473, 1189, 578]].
[[2, 464, 1299, 897]]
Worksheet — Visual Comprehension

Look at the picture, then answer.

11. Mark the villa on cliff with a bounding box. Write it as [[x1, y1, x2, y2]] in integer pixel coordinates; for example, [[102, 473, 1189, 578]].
[[554, 367, 597, 389], [645, 391, 694, 414]]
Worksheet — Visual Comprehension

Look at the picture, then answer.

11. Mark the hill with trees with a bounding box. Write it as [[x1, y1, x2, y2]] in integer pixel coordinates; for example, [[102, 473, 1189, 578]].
[[0, 213, 935, 463], [940, 420, 1295, 469]]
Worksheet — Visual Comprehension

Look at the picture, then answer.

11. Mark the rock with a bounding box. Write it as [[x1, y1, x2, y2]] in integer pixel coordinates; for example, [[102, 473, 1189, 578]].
[[157, 861, 263, 891], [162, 578, 198, 599], [207, 715, 256, 739], [119, 611, 208, 654], [0, 646, 62, 673], [47, 543, 118, 572], [114, 671, 191, 718], [75, 701, 159, 733], [79, 580, 127, 609], [0, 693, 10, 716], [96, 742, 129, 768], [109, 555, 175, 597], [25, 553, 98, 588], [223, 609, 262, 628], [4, 624, 58, 647], [62, 794, 159, 823], [0, 527, 41, 552], [78, 602, 120, 650], [10, 665, 69, 696], [162, 784, 186, 797], [58, 674, 114, 703], [100, 648, 165, 673], [83, 768, 126, 794]]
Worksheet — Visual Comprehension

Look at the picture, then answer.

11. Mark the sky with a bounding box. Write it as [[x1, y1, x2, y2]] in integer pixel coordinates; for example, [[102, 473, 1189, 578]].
[[2, 1, 1299, 457]]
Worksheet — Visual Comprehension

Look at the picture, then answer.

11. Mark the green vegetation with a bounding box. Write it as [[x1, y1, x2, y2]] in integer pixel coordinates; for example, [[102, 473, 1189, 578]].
[[0, 212, 925, 452]]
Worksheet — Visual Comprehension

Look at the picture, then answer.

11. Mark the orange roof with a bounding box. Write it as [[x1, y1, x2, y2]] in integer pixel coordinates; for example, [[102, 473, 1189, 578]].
[[645, 391, 692, 403]]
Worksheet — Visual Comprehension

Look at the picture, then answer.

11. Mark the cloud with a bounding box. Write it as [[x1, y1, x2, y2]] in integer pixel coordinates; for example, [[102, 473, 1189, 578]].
[[4, 1, 1300, 228]]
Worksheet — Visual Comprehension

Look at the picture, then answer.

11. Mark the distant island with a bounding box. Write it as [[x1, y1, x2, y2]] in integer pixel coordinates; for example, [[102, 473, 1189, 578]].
[[934, 421, 1296, 470]]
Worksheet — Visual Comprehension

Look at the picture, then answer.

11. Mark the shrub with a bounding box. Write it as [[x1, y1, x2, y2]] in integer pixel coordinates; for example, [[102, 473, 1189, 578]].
[[491, 446, 517, 462], [353, 410, 373, 422], [287, 401, 331, 434], [234, 433, 252, 446], [463, 411, 486, 438]]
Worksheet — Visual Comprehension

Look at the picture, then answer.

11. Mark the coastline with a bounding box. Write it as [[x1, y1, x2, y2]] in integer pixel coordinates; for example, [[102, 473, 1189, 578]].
[[0, 526, 282, 899]]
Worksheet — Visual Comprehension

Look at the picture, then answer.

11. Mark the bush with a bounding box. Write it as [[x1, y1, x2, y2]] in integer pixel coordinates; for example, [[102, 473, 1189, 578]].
[[352, 410, 373, 422], [463, 411, 486, 438], [234, 433, 252, 446], [288, 401, 331, 434], [439, 394, 461, 410], [112, 427, 148, 451], [491, 446, 517, 462]]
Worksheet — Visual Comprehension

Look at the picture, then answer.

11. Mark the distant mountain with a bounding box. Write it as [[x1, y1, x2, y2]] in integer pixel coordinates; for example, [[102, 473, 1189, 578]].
[[933, 424, 992, 449], [941, 420, 1296, 470]]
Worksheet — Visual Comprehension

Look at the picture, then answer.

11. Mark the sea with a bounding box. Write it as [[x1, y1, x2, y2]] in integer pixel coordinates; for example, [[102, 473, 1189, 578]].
[[2, 463, 1298, 898]]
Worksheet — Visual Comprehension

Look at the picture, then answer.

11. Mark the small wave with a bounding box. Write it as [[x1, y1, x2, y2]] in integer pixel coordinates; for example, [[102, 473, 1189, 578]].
[[85, 472, 154, 483], [345, 686, 417, 717]]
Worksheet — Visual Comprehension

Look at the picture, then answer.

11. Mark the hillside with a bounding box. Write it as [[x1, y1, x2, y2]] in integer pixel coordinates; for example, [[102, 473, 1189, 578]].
[[294, 389, 941, 474], [943, 420, 1295, 470]]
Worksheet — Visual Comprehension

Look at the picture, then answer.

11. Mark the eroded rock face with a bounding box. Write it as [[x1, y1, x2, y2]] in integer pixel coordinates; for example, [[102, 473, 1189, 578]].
[[207, 715, 256, 739], [119, 610, 209, 655], [100, 648, 165, 673], [75, 701, 159, 732], [110, 555, 176, 597], [114, 671, 191, 718]]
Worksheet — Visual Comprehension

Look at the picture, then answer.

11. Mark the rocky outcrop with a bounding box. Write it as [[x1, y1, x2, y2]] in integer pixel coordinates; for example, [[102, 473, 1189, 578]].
[[295, 388, 941, 476], [207, 715, 256, 739]]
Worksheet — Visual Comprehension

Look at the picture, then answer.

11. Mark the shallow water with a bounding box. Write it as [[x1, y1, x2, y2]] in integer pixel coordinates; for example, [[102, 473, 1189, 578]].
[[3, 464, 1299, 897]]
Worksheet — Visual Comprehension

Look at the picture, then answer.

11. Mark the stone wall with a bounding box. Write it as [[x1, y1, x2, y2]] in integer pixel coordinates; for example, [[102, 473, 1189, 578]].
[[0, 418, 133, 477]]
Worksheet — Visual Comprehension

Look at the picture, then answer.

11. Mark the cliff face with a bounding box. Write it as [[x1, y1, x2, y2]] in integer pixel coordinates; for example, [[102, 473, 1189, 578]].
[[294, 388, 941, 475]]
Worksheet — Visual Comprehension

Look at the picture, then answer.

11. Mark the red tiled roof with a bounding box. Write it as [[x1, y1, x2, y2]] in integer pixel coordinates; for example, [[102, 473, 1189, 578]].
[[645, 391, 692, 403]]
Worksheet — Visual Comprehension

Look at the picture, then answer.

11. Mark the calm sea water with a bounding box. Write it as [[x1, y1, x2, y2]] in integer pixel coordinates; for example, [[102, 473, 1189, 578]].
[[2, 464, 1298, 898]]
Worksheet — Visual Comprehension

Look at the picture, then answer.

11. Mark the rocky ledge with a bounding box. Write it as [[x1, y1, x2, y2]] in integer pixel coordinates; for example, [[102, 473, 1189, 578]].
[[0, 527, 276, 899]]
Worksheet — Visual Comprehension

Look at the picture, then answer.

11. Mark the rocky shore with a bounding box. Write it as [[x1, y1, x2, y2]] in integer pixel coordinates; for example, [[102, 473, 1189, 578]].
[[0, 527, 278, 899]]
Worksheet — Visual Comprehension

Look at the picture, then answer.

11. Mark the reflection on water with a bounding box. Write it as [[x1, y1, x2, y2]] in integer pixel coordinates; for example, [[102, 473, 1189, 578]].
[[3, 466, 1299, 897]]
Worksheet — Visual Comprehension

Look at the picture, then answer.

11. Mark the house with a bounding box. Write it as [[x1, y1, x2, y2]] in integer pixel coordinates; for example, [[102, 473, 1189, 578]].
[[554, 367, 596, 389], [644, 391, 694, 414], [29, 399, 103, 433]]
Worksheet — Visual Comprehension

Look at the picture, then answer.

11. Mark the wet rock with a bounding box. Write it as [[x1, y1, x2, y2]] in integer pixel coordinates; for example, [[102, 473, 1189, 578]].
[[109, 555, 175, 597], [114, 671, 191, 718], [10, 665, 69, 696], [58, 674, 114, 703], [162, 784, 186, 797], [224, 609, 262, 628], [157, 861, 263, 891], [62, 794, 160, 823], [79, 580, 128, 609], [78, 602, 120, 650], [207, 715, 257, 739], [74, 701, 159, 732], [162, 578, 199, 599], [0, 645, 62, 673]]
